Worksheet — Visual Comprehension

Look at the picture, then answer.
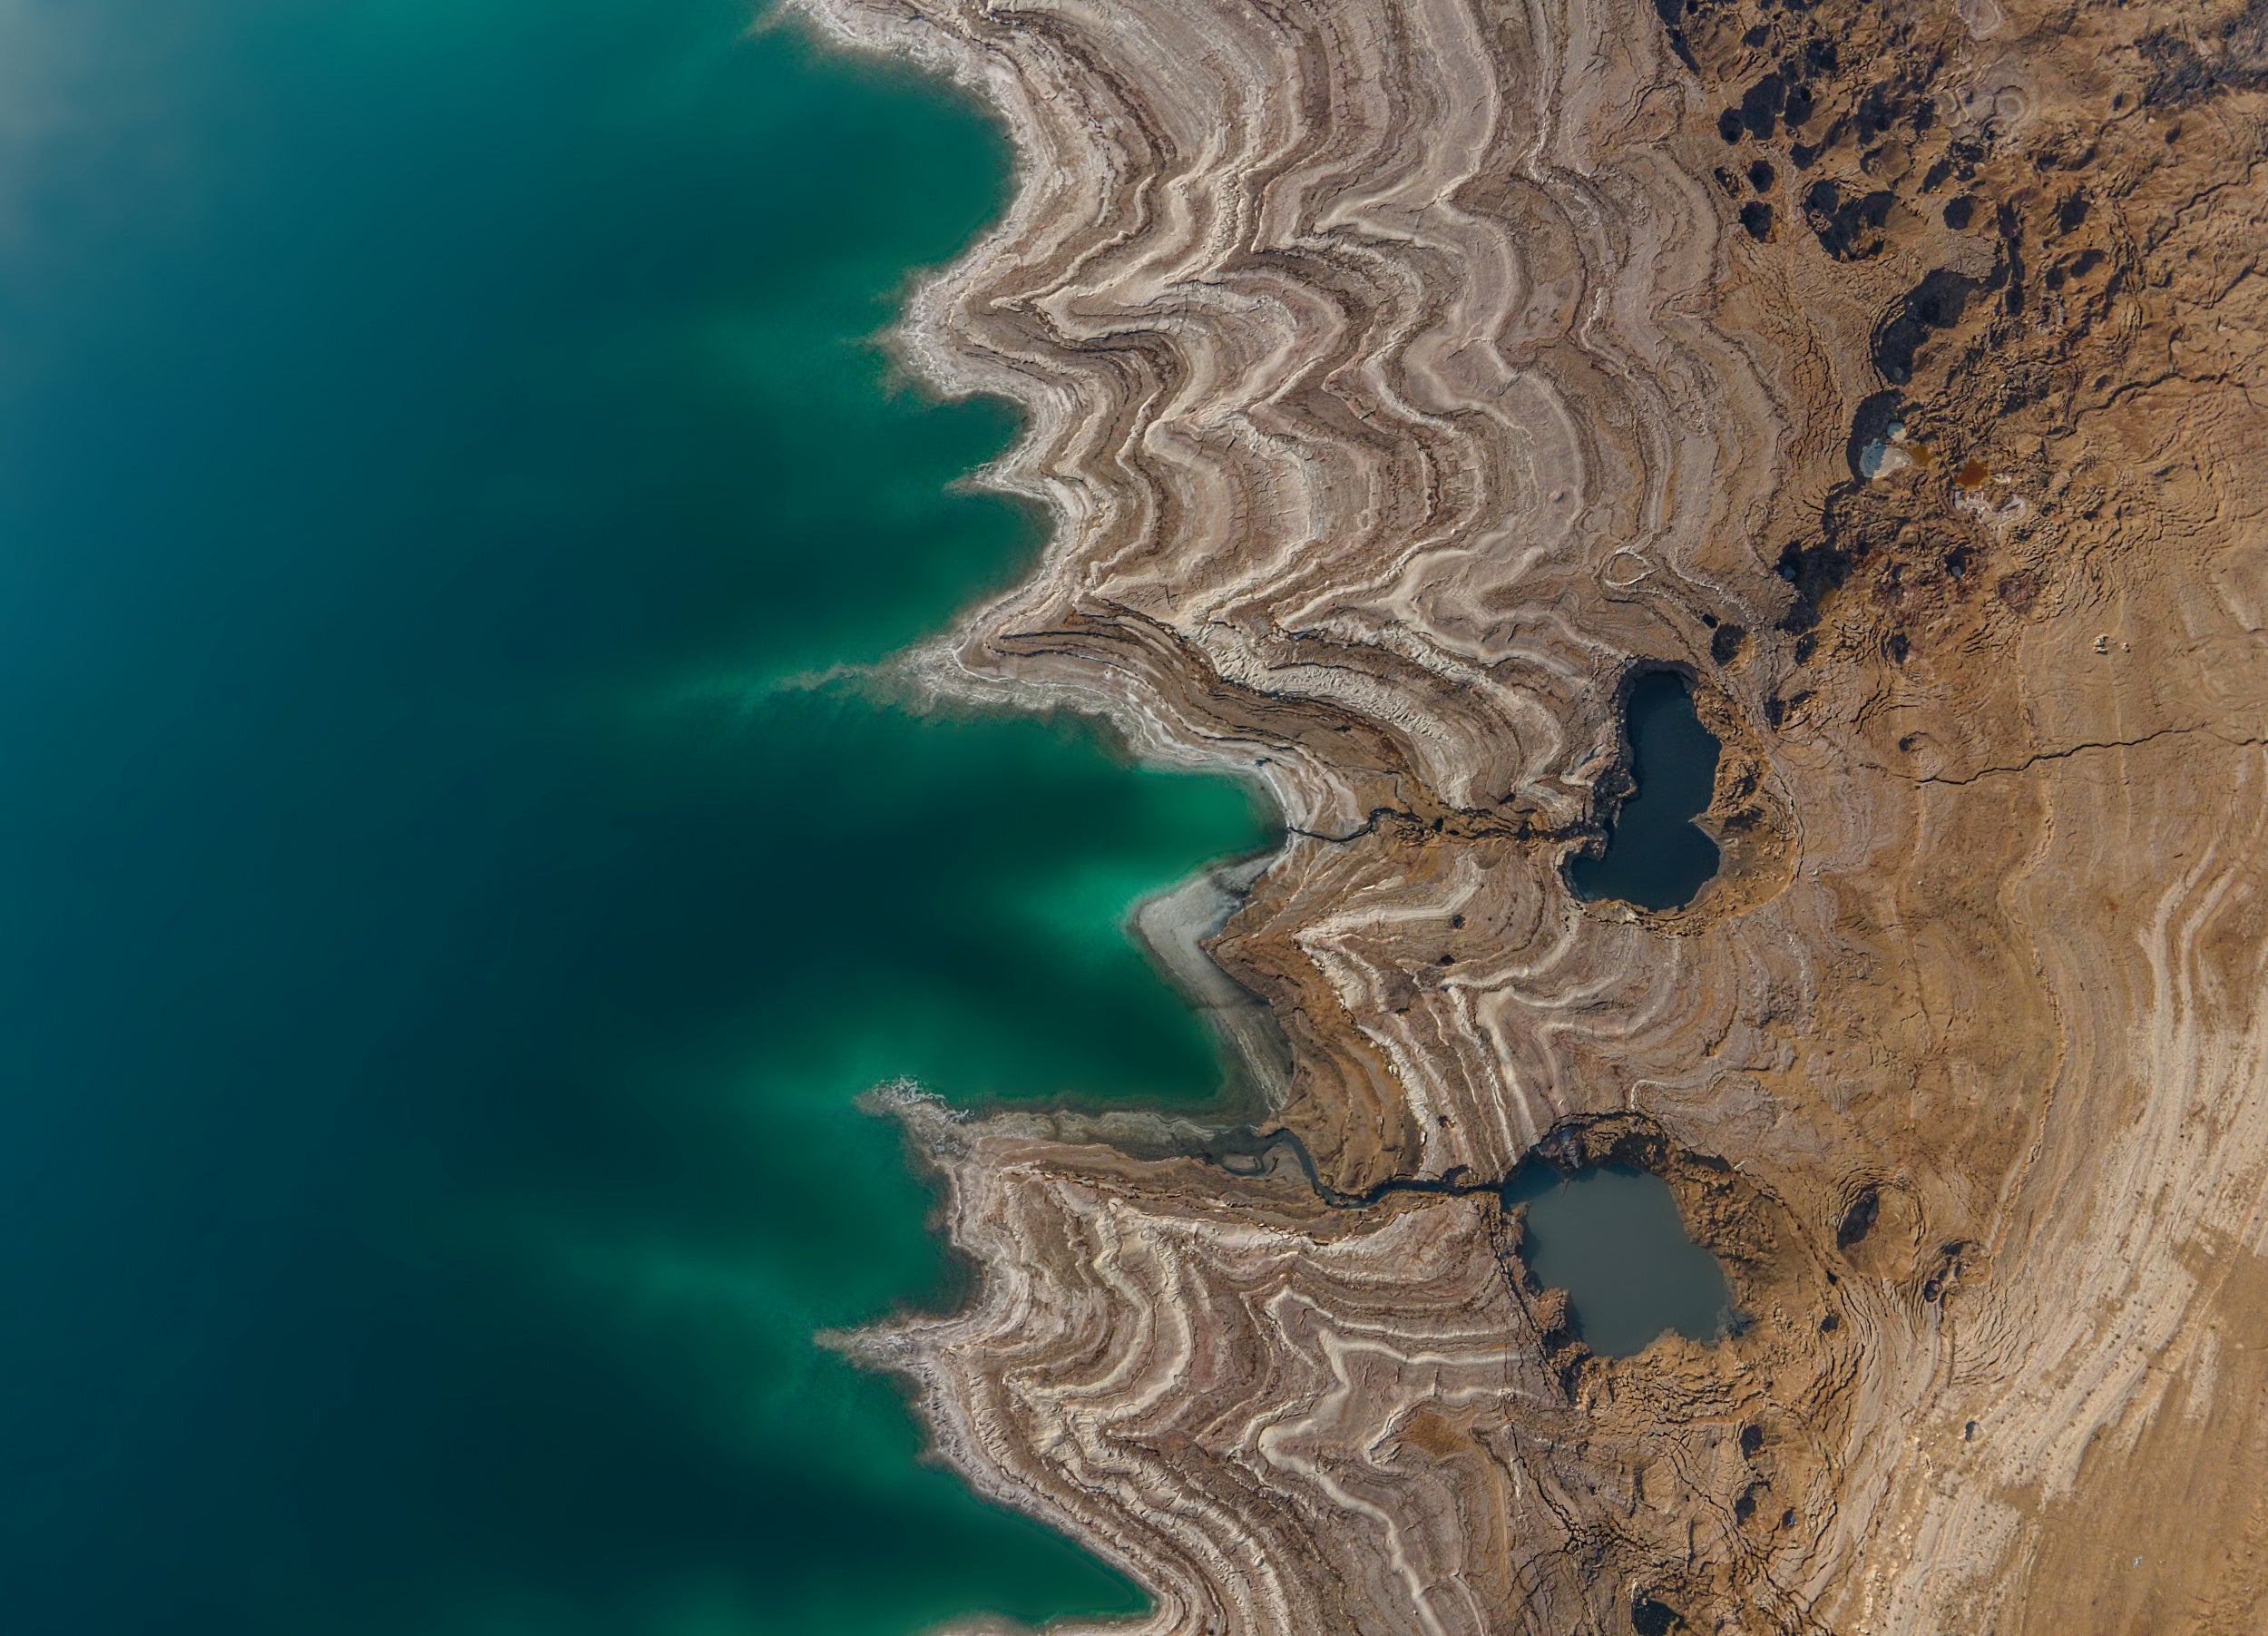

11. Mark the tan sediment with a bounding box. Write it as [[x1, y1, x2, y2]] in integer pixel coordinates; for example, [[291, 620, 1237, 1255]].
[[786, 0, 2268, 1629]]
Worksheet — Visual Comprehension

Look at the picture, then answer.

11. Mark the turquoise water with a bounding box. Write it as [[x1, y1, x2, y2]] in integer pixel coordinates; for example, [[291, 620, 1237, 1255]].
[[1504, 1165, 1732, 1357], [0, 4, 1269, 1632], [1566, 671, 1722, 912]]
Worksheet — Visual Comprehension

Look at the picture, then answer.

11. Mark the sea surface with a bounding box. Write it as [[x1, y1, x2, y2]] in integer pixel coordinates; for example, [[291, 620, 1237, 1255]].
[[0, 4, 1269, 1631]]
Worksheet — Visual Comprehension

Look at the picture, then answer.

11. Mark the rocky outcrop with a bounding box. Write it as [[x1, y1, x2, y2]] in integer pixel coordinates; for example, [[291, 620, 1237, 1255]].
[[787, 0, 2268, 1629]]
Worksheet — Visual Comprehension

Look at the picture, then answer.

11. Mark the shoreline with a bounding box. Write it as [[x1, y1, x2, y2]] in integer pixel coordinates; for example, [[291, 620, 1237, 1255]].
[[784, 1, 2268, 1631]]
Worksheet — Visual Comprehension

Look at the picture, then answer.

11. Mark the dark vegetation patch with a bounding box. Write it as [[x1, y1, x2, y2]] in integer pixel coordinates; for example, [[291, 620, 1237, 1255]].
[[1632, 1595, 1687, 1635], [2140, 0, 2268, 107], [1801, 180, 1896, 260], [1658, 0, 2154, 671], [1774, 540, 1850, 635], [1741, 72, 1786, 139], [1835, 1187, 1879, 1252], [1656, 0, 1700, 71], [1996, 199, 2027, 316], [1872, 268, 1978, 383]]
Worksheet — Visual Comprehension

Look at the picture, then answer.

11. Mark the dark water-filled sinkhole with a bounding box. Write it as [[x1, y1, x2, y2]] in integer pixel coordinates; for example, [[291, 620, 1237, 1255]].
[[1504, 1163, 1733, 1357], [1567, 670, 1723, 913]]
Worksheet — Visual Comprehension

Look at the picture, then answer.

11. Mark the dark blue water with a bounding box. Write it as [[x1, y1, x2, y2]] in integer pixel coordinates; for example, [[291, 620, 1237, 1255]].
[[0, 4, 1268, 1632], [1505, 1165, 1732, 1357], [1567, 671, 1723, 912]]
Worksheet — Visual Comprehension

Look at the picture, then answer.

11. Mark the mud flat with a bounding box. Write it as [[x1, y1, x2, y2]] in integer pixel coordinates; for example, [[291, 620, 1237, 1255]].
[[790, 0, 2268, 1630]]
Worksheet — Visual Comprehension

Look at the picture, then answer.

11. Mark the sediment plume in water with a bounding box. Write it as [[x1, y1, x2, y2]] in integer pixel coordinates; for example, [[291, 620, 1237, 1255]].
[[789, 0, 2268, 1629]]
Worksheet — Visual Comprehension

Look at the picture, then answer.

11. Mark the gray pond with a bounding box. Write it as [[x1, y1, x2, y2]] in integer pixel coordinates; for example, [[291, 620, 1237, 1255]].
[[1504, 1163, 1733, 1357]]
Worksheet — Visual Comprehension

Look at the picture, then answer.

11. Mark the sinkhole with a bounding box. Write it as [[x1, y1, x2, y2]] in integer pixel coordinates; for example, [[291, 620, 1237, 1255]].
[[1504, 1162, 1734, 1357], [1567, 670, 1722, 913]]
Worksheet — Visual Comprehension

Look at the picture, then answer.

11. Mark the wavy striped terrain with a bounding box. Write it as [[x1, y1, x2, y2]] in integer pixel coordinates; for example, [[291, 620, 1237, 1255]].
[[788, 0, 2268, 1629]]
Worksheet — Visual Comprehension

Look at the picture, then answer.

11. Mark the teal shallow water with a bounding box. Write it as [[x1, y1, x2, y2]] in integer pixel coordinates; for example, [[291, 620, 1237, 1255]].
[[0, 4, 1267, 1631]]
